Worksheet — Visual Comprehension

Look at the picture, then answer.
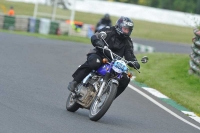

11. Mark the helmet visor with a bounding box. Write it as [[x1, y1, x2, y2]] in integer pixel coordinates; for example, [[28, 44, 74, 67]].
[[121, 26, 132, 36]]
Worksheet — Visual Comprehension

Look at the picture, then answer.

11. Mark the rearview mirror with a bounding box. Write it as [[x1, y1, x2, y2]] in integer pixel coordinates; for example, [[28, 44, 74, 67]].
[[141, 56, 148, 63], [99, 31, 107, 40]]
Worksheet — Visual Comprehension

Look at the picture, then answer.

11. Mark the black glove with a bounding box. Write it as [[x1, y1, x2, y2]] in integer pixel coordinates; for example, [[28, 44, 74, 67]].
[[94, 40, 104, 47], [128, 61, 140, 69]]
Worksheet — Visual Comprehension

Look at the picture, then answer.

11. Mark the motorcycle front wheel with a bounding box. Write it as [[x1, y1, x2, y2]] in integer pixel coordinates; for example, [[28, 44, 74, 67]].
[[89, 80, 118, 121], [66, 93, 80, 112]]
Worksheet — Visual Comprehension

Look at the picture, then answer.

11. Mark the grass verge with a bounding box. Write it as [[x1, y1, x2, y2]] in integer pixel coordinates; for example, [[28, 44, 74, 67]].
[[134, 53, 200, 116]]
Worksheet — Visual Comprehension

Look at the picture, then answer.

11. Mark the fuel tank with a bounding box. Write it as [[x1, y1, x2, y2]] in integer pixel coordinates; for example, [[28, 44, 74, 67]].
[[97, 64, 110, 76]]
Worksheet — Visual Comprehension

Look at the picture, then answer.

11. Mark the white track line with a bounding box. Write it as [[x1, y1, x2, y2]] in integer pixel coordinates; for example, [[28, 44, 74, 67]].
[[128, 84, 200, 131]]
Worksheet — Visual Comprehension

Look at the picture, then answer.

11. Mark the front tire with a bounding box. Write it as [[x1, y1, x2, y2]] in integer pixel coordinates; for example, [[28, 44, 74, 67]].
[[89, 81, 118, 121], [66, 93, 80, 112]]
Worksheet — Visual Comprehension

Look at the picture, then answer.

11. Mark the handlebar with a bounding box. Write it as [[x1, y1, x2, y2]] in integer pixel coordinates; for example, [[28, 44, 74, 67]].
[[96, 46, 140, 73], [97, 31, 141, 73]]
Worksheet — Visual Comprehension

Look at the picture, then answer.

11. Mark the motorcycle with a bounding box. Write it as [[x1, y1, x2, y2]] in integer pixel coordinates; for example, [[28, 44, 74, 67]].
[[95, 24, 107, 33], [66, 32, 148, 121]]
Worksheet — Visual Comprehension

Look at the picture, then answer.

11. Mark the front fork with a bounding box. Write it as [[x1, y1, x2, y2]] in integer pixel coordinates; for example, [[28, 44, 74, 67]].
[[96, 73, 119, 99], [97, 73, 111, 98]]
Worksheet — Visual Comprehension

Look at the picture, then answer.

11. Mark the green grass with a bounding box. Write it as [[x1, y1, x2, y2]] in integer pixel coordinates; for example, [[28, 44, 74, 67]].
[[134, 53, 200, 116], [0, 0, 71, 20], [0, 0, 194, 44]]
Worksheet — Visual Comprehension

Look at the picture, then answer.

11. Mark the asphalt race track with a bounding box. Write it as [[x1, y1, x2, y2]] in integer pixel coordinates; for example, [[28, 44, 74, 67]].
[[0, 32, 199, 133], [133, 37, 192, 54]]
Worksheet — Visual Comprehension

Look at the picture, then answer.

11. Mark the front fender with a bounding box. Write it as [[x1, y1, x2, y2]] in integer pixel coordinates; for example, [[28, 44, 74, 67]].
[[111, 79, 119, 85]]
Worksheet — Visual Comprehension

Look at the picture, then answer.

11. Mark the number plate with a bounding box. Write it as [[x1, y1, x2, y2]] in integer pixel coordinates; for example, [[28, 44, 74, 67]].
[[112, 60, 128, 73]]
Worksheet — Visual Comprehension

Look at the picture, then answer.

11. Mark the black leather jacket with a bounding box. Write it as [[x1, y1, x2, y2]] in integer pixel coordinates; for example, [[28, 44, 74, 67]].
[[90, 26, 140, 69]]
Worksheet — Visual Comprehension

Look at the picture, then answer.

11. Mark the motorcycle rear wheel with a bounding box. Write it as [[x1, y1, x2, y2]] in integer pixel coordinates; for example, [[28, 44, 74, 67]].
[[89, 81, 117, 121]]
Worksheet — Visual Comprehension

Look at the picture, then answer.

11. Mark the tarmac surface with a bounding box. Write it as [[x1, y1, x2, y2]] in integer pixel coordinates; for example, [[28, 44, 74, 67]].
[[0, 32, 199, 133]]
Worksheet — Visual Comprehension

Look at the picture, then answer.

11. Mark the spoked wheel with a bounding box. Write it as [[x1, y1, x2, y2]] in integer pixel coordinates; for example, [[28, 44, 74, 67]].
[[66, 93, 80, 112], [89, 80, 118, 121]]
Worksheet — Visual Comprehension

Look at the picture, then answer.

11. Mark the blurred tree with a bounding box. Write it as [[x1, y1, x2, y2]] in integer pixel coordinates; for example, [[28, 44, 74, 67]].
[[116, 0, 129, 2], [124, 0, 138, 4], [159, 0, 173, 10], [197, 0, 200, 14], [149, 0, 159, 7], [138, 0, 148, 5], [112, 0, 199, 14], [173, 0, 185, 11], [185, 1, 196, 13]]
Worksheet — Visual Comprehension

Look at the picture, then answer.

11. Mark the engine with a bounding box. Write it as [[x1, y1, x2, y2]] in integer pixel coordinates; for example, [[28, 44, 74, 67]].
[[76, 77, 99, 109]]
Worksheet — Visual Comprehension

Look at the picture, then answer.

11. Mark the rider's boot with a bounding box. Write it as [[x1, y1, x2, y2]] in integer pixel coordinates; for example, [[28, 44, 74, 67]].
[[68, 80, 78, 93]]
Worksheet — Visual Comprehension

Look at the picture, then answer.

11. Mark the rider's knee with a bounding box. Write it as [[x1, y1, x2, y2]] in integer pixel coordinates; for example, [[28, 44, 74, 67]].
[[87, 54, 102, 70]]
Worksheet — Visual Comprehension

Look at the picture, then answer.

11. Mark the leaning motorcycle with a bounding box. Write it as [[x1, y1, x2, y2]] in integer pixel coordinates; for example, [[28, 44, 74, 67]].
[[66, 32, 148, 121]]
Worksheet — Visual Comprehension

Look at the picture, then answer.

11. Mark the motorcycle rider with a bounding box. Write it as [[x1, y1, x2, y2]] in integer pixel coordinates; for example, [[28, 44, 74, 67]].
[[95, 14, 112, 33], [68, 16, 140, 98]]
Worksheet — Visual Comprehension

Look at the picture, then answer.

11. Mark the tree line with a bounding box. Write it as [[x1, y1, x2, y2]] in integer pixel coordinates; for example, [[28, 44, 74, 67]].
[[112, 0, 200, 14]]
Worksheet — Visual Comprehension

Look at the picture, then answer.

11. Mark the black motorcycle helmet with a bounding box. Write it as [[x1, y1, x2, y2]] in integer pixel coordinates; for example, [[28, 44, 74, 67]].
[[115, 16, 134, 38], [104, 13, 110, 20]]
